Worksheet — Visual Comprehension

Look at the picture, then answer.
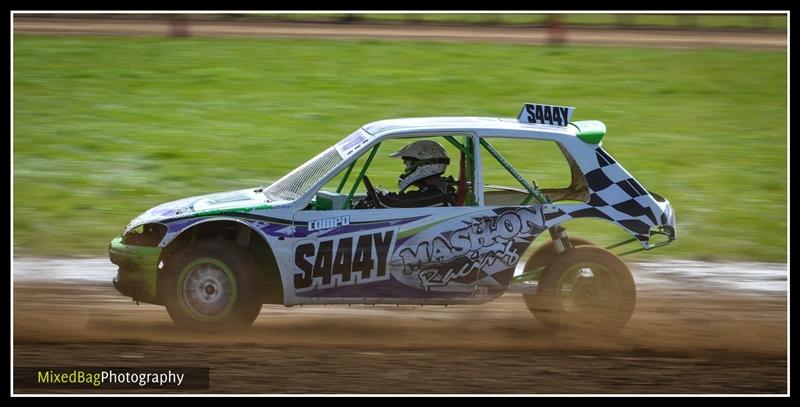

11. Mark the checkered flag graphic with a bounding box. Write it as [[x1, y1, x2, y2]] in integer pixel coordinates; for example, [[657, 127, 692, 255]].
[[544, 147, 667, 243]]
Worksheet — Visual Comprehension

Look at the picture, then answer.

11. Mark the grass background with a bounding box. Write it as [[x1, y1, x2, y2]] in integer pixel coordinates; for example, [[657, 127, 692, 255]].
[[13, 35, 786, 261]]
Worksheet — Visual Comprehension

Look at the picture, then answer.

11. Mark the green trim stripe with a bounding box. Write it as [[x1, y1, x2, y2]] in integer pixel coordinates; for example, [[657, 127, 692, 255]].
[[187, 204, 273, 218]]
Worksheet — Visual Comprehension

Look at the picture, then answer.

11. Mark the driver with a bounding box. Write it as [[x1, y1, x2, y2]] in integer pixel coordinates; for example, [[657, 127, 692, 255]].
[[371, 140, 457, 208]]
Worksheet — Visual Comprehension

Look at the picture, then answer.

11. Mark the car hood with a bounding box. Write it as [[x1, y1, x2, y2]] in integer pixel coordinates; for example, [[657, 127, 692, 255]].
[[123, 188, 292, 234]]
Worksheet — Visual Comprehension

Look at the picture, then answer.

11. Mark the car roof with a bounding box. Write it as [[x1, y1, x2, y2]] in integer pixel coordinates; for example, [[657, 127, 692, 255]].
[[361, 116, 580, 139]]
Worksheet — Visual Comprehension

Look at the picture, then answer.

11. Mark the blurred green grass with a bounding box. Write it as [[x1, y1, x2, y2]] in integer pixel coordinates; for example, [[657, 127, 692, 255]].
[[13, 35, 786, 261]]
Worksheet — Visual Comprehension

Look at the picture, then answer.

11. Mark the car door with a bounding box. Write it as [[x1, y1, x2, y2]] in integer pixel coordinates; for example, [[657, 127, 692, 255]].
[[290, 206, 491, 304]]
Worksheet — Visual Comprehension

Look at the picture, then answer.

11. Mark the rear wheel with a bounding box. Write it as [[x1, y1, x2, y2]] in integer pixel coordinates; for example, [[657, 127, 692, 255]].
[[526, 246, 636, 332], [521, 236, 593, 317], [163, 240, 262, 331]]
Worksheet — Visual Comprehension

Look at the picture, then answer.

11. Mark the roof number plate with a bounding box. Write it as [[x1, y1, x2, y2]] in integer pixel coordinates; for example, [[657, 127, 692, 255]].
[[517, 103, 575, 127]]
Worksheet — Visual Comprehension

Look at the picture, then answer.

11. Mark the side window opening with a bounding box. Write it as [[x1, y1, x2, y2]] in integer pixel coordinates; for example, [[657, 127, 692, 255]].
[[308, 145, 373, 211], [539, 143, 589, 203], [481, 138, 588, 206], [309, 135, 479, 210]]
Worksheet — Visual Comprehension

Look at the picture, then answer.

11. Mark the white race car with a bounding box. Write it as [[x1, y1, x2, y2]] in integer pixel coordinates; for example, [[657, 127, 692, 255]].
[[109, 102, 676, 332]]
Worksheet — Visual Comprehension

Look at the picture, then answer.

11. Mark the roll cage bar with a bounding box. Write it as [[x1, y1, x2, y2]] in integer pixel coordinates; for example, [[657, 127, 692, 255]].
[[335, 135, 551, 210]]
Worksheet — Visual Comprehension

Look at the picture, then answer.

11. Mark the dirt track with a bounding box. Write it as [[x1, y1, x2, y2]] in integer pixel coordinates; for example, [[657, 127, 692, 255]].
[[13, 17, 787, 49], [13, 271, 787, 394]]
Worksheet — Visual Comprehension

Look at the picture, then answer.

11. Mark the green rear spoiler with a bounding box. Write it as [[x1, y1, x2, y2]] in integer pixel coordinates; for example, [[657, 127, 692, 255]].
[[571, 120, 607, 144]]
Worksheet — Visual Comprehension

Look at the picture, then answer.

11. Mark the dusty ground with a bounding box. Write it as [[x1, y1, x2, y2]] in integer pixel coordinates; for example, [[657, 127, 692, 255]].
[[13, 277, 786, 394], [13, 17, 787, 49]]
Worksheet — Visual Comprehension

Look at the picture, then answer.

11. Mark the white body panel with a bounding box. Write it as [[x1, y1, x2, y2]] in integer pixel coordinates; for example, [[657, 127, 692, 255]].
[[126, 114, 675, 307]]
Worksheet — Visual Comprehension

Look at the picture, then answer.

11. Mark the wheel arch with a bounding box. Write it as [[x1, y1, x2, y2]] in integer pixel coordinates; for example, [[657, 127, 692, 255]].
[[521, 215, 642, 277], [522, 233, 596, 276], [158, 217, 284, 305], [544, 211, 653, 248]]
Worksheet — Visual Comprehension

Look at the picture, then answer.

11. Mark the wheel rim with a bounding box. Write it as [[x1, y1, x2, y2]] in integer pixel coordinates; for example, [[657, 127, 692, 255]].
[[555, 262, 621, 322], [177, 258, 237, 321]]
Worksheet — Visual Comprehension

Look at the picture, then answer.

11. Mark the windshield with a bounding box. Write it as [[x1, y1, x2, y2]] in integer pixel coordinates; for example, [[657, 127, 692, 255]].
[[262, 146, 344, 202]]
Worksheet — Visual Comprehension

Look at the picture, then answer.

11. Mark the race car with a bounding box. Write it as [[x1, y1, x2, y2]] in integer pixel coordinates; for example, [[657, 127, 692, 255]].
[[109, 102, 676, 332]]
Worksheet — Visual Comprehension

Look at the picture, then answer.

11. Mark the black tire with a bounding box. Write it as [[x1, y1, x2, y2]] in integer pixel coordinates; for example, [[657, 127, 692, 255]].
[[522, 237, 594, 321], [526, 246, 636, 332], [163, 240, 262, 331], [522, 236, 595, 274]]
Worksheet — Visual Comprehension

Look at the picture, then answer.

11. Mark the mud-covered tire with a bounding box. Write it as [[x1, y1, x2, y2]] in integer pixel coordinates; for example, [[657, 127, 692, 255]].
[[526, 246, 636, 332], [163, 240, 262, 331]]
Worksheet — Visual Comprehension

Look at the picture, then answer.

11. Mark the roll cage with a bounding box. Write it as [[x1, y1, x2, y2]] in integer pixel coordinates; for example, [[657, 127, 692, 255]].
[[303, 129, 669, 257], [325, 134, 583, 210], [279, 112, 675, 259]]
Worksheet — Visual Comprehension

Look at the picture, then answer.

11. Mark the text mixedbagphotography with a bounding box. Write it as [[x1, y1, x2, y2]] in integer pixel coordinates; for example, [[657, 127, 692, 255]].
[[15, 367, 210, 390]]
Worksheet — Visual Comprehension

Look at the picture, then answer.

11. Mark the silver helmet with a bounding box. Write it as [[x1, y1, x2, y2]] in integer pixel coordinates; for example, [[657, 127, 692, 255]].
[[390, 140, 450, 191]]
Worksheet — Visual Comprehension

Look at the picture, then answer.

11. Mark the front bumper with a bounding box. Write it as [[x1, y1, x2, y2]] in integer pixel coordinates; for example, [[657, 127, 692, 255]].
[[108, 236, 163, 305]]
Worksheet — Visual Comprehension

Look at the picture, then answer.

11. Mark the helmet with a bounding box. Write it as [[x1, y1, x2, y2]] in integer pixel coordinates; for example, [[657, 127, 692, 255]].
[[390, 140, 450, 191]]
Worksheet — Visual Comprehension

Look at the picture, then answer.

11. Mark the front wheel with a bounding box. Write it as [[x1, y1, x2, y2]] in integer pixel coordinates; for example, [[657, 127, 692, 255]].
[[526, 246, 636, 332], [163, 240, 262, 331]]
